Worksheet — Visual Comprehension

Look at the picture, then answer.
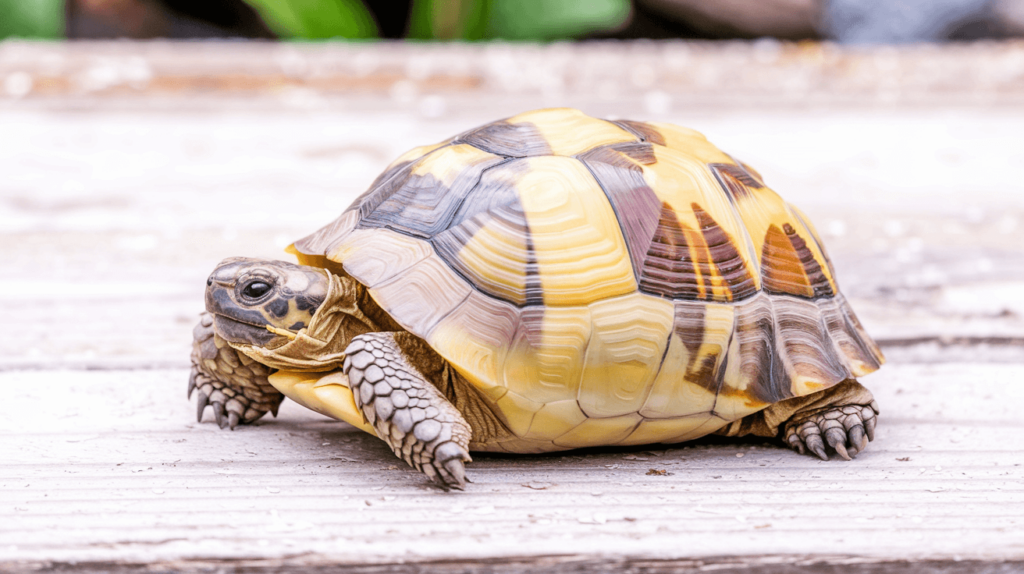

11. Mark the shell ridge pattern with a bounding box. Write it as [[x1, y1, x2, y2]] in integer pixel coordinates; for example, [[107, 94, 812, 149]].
[[298, 109, 884, 451], [430, 158, 541, 307], [707, 162, 765, 296], [573, 152, 651, 284], [354, 146, 448, 221], [423, 287, 475, 341], [354, 144, 505, 239]]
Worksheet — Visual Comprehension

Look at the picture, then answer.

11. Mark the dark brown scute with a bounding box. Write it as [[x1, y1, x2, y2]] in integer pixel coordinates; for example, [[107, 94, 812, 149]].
[[709, 163, 764, 202], [579, 145, 662, 283], [456, 121, 552, 158], [610, 120, 667, 146], [638, 202, 703, 300], [691, 203, 759, 300]]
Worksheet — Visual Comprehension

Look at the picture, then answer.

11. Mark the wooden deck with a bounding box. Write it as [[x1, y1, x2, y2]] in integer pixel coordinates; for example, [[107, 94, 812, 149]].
[[2, 41, 1024, 572]]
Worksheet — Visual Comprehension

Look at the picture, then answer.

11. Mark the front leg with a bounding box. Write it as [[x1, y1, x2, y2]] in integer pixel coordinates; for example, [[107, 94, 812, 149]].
[[343, 332, 472, 490], [190, 312, 284, 429]]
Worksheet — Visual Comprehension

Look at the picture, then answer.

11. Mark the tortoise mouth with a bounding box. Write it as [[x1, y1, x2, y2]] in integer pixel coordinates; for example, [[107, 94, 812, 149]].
[[212, 313, 282, 347]]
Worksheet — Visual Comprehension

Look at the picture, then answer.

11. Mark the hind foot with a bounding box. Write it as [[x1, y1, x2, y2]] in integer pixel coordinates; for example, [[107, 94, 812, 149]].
[[784, 402, 879, 461]]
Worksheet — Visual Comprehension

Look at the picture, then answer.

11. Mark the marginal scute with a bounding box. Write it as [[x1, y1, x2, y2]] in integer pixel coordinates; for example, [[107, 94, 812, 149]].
[[578, 293, 673, 418], [552, 413, 642, 449], [715, 295, 781, 419], [293, 209, 360, 258], [332, 228, 432, 288], [494, 389, 544, 437], [426, 290, 519, 395], [619, 415, 722, 446], [525, 399, 588, 441], [503, 306, 591, 405], [640, 301, 733, 418], [773, 296, 851, 396], [368, 253, 472, 337], [817, 294, 884, 376]]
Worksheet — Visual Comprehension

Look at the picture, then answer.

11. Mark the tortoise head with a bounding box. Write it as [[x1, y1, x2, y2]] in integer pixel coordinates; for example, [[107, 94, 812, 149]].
[[205, 257, 329, 349]]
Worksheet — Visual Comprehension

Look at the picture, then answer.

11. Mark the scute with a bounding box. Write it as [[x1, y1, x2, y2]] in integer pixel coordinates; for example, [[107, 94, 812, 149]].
[[291, 108, 884, 453]]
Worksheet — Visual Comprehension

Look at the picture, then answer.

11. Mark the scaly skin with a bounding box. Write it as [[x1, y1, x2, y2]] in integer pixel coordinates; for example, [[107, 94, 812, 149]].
[[343, 332, 473, 490], [190, 312, 284, 429], [784, 402, 879, 461]]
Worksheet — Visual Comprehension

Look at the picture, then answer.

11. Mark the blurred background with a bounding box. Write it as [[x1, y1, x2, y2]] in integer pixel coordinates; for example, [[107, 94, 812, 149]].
[[4, 0, 1024, 42]]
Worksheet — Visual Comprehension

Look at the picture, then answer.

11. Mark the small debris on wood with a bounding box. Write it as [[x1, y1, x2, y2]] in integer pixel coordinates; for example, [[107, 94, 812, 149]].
[[522, 482, 553, 490], [646, 469, 674, 476]]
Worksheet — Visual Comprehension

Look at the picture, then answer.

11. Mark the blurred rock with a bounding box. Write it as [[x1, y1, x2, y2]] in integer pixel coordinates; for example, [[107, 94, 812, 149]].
[[636, 0, 822, 39], [824, 0, 1023, 42]]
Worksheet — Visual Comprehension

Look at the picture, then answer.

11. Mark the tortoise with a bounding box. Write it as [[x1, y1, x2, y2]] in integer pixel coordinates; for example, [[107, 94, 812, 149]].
[[190, 108, 884, 489]]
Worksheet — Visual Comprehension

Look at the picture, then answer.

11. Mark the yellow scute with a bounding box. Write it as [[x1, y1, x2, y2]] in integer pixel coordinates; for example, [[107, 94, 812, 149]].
[[515, 156, 636, 306], [508, 108, 635, 156]]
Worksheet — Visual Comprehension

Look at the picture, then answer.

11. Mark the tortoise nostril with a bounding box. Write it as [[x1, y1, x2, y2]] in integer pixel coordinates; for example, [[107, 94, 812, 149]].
[[207, 277, 213, 286]]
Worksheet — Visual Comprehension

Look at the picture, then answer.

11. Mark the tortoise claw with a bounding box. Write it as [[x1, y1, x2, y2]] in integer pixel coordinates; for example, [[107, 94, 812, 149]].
[[188, 369, 197, 399], [826, 427, 852, 461], [228, 411, 240, 431], [784, 403, 880, 462], [196, 392, 209, 423], [213, 402, 226, 428], [848, 425, 868, 454]]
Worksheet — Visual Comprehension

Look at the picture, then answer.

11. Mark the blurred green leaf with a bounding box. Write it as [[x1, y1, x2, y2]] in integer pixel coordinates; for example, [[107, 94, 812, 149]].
[[408, 0, 631, 41], [408, 0, 489, 40], [487, 0, 631, 40], [0, 0, 64, 39], [242, 0, 378, 39]]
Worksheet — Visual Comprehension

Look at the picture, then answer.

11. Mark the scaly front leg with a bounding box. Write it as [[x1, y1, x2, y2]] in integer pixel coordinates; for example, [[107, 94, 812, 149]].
[[343, 332, 473, 490], [190, 312, 284, 429]]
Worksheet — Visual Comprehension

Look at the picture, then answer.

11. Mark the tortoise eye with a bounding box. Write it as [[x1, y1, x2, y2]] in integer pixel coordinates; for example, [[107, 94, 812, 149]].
[[242, 281, 272, 299]]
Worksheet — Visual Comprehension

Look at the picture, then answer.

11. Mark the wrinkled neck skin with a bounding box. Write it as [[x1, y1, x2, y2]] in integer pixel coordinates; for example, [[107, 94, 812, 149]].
[[230, 271, 386, 372], [204, 256, 399, 372]]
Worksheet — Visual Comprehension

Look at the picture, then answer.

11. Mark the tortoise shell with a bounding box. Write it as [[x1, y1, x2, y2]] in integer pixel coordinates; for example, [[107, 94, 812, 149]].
[[291, 108, 884, 453]]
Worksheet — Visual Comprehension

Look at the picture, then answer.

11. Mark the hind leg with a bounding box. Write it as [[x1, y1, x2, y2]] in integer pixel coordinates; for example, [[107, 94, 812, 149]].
[[716, 379, 878, 461]]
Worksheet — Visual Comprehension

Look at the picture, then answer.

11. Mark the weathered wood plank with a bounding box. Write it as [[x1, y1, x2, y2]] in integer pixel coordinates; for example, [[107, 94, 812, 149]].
[[1, 364, 1022, 567]]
